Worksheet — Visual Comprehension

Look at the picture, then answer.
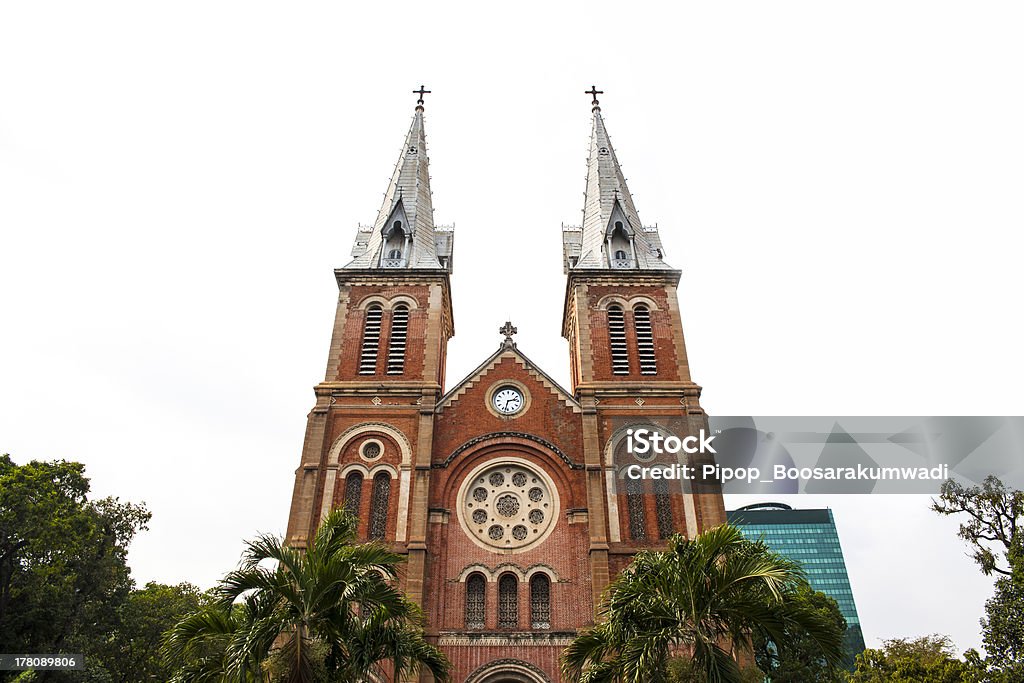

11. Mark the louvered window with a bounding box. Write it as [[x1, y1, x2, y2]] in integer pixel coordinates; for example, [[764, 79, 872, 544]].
[[653, 477, 673, 539], [387, 305, 409, 374], [608, 305, 629, 375], [465, 574, 485, 629], [368, 472, 391, 540], [530, 574, 551, 629], [359, 305, 383, 374], [343, 471, 363, 517], [634, 305, 657, 375], [625, 476, 646, 540], [498, 574, 518, 629]]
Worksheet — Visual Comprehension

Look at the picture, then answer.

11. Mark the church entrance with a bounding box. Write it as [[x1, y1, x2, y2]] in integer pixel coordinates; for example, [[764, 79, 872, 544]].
[[464, 659, 551, 683]]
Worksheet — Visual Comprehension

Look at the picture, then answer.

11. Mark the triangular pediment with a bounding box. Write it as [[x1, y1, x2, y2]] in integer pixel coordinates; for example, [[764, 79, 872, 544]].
[[437, 346, 580, 414]]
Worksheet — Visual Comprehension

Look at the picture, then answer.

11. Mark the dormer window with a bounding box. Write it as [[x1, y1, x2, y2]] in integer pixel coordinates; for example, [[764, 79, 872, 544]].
[[608, 220, 633, 268], [382, 219, 408, 268]]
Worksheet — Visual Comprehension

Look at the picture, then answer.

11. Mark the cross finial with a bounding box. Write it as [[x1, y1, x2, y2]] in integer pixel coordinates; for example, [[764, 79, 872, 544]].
[[499, 321, 518, 347], [413, 85, 431, 109], [585, 85, 604, 112]]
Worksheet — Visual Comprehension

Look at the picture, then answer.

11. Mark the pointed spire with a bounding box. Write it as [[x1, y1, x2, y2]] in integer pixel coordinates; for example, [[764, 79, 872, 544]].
[[565, 88, 672, 271], [345, 88, 453, 271]]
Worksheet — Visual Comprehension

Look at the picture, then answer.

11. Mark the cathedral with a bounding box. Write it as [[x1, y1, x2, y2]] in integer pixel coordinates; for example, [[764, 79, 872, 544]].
[[284, 88, 727, 683]]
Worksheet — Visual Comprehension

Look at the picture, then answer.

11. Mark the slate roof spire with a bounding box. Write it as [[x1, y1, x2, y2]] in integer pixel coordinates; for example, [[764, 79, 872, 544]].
[[562, 88, 672, 272], [345, 88, 453, 272]]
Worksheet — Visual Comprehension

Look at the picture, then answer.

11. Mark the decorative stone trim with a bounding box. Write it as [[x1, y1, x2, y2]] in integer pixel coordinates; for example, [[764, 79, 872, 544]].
[[435, 432, 584, 470]]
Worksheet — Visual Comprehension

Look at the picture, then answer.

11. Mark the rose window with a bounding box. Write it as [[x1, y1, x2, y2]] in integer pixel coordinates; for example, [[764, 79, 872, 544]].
[[496, 495, 520, 517], [461, 461, 556, 551]]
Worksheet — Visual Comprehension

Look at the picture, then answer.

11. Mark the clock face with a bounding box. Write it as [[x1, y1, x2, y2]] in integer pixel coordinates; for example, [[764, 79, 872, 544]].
[[492, 387, 524, 414]]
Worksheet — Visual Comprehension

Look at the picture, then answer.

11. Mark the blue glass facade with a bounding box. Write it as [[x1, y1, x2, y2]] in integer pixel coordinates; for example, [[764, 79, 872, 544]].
[[727, 504, 866, 657]]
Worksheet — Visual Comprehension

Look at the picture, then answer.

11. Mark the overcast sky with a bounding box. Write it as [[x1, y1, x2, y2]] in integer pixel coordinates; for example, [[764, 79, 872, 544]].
[[2, 1, 1023, 656]]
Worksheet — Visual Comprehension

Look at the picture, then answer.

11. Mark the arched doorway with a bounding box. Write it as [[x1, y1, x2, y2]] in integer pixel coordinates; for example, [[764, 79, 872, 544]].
[[464, 658, 551, 683]]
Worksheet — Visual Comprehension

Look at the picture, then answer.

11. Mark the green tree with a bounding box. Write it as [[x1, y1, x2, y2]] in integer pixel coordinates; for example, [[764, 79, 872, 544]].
[[849, 635, 983, 682], [981, 574, 1024, 681], [561, 524, 844, 683], [0, 454, 150, 682], [92, 582, 206, 682], [163, 509, 450, 682], [933, 475, 1024, 677], [932, 476, 1022, 577], [753, 582, 849, 682]]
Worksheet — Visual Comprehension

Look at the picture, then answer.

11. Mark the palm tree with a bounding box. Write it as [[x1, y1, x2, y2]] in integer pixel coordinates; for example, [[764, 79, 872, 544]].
[[561, 524, 844, 683], [162, 509, 450, 682]]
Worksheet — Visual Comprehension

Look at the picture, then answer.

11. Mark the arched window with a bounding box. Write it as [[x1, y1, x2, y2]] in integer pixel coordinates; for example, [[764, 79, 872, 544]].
[[609, 220, 631, 267], [634, 305, 657, 375], [368, 472, 391, 539], [608, 305, 629, 375], [625, 475, 646, 540], [653, 477, 673, 539], [383, 220, 406, 266], [530, 574, 551, 629], [343, 471, 363, 517], [498, 574, 518, 629], [387, 305, 409, 375], [465, 573, 486, 629], [359, 305, 383, 374]]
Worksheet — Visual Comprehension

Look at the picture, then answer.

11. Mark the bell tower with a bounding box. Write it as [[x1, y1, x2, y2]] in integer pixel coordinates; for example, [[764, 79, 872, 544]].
[[284, 89, 453, 606], [562, 89, 726, 604]]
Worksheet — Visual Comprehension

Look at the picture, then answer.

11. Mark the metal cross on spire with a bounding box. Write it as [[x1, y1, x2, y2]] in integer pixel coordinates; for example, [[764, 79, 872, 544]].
[[499, 321, 518, 348], [413, 85, 431, 107], [585, 85, 604, 111]]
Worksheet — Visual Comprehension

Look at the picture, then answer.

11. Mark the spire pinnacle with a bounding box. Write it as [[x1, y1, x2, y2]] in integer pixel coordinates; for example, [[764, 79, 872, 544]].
[[344, 90, 453, 272], [413, 85, 431, 111], [560, 94, 673, 272]]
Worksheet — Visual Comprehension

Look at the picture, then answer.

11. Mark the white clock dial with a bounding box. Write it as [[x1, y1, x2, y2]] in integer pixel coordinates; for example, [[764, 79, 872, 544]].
[[493, 387, 524, 414]]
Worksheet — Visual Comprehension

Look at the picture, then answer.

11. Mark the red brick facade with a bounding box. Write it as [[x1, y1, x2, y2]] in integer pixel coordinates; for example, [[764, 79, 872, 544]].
[[283, 266, 727, 683]]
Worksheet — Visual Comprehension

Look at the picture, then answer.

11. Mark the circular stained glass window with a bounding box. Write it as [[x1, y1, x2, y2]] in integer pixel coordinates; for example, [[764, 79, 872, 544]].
[[496, 494, 520, 517], [460, 461, 557, 551]]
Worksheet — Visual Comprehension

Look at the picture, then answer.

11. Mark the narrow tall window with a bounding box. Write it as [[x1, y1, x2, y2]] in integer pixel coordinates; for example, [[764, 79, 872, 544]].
[[608, 305, 629, 375], [530, 574, 551, 629], [625, 476, 646, 540], [634, 305, 657, 375], [387, 305, 409, 375], [498, 574, 518, 629], [653, 477, 673, 539], [465, 573, 486, 629], [359, 305, 383, 374], [368, 472, 391, 539], [343, 471, 363, 517]]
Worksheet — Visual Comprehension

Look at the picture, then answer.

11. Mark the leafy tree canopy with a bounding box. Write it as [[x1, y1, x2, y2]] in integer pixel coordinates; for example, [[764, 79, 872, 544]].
[[849, 635, 984, 683], [932, 475, 1022, 577]]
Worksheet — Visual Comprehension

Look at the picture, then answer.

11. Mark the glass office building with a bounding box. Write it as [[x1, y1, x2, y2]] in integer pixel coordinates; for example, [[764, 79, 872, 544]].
[[727, 503, 866, 659]]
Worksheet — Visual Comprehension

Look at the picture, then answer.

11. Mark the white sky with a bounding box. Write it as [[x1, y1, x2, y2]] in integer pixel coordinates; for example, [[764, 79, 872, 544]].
[[2, 0, 1022, 656]]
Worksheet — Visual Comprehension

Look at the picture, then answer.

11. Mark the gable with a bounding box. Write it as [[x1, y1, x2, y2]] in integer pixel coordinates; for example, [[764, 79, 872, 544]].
[[437, 348, 580, 414]]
